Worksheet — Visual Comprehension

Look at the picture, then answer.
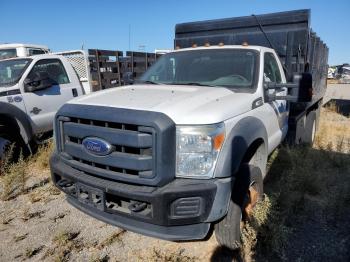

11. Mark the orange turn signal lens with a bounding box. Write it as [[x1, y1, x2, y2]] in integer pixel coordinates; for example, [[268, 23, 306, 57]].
[[213, 132, 225, 151]]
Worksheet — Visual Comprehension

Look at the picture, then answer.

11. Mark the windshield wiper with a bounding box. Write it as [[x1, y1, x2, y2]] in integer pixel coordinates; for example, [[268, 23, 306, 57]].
[[168, 82, 214, 87], [138, 80, 159, 85]]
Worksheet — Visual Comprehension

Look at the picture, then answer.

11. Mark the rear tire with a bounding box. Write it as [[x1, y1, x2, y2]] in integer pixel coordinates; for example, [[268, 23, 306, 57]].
[[215, 164, 263, 250]]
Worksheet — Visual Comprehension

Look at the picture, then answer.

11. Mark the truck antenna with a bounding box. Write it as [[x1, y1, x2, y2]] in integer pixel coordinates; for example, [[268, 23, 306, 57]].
[[252, 14, 276, 50], [252, 14, 289, 78]]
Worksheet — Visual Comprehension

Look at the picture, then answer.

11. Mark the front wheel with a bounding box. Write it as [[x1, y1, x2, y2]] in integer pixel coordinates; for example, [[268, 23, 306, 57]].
[[0, 125, 24, 171], [215, 164, 263, 250], [0, 136, 12, 172]]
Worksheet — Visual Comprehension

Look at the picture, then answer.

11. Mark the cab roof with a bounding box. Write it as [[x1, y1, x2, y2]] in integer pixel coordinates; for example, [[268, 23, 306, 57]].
[[0, 43, 49, 50]]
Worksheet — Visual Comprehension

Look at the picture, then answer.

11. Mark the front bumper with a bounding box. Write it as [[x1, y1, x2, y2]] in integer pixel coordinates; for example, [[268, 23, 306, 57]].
[[50, 153, 232, 241]]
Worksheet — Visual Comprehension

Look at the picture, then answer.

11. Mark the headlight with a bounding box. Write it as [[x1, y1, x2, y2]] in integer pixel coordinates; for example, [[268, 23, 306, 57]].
[[176, 123, 225, 178]]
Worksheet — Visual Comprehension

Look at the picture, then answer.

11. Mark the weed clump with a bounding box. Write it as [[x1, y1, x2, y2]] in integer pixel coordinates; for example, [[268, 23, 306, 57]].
[[96, 230, 126, 249], [0, 151, 27, 201], [150, 248, 198, 262], [0, 140, 55, 201], [43, 230, 82, 261]]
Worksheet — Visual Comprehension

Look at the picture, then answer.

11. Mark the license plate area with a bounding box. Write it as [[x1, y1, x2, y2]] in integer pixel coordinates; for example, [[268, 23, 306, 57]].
[[76, 183, 105, 211]]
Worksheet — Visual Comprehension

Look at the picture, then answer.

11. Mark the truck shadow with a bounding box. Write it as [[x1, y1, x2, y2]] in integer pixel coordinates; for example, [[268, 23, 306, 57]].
[[210, 145, 350, 261], [324, 99, 350, 117], [210, 245, 242, 262]]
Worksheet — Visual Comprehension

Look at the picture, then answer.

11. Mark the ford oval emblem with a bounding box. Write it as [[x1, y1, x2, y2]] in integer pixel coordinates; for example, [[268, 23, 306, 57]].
[[82, 137, 113, 156]]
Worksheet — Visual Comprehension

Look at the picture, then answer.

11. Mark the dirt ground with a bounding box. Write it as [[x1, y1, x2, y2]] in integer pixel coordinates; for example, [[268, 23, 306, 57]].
[[0, 173, 218, 261], [0, 106, 349, 262]]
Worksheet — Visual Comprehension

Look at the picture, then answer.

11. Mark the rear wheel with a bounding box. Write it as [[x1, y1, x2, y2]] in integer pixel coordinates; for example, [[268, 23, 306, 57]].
[[302, 111, 317, 145], [215, 164, 263, 250]]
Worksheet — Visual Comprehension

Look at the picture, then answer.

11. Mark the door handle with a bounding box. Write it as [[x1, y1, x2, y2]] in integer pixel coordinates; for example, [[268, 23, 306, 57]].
[[72, 88, 78, 97]]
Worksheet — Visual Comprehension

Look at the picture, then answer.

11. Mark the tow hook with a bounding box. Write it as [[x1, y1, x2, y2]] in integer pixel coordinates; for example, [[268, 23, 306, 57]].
[[128, 201, 147, 213]]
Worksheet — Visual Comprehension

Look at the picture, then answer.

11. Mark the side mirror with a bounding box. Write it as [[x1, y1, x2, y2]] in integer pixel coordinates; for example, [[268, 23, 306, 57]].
[[293, 73, 313, 103], [264, 73, 313, 103], [24, 71, 54, 92], [122, 72, 134, 85]]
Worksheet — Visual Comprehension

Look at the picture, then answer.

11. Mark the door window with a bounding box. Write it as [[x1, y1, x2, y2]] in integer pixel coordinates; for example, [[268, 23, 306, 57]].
[[264, 53, 282, 83], [27, 59, 70, 85]]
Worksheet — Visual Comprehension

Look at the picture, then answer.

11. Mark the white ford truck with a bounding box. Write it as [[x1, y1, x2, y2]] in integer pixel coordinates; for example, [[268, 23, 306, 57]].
[[50, 10, 328, 249], [0, 54, 85, 161]]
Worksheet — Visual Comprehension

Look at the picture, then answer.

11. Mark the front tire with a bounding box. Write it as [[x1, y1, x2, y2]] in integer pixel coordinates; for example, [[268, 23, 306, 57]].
[[0, 135, 12, 173], [0, 125, 24, 170], [215, 164, 263, 250]]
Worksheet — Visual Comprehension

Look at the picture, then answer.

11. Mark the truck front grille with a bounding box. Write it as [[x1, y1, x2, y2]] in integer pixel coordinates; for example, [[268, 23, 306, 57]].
[[55, 104, 176, 186], [60, 117, 155, 182]]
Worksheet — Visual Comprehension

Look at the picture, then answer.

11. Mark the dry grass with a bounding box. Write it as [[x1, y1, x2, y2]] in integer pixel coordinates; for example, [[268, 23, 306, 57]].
[[315, 105, 350, 152], [24, 245, 44, 259], [14, 233, 28, 242], [21, 208, 45, 221], [147, 248, 198, 262], [53, 231, 80, 247], [43, 230, 82, 261], [240, 107, 350, 261], [0, 140, 54, 201], [0, 150, 27, 200], [30, 140, 54, 170], [96, 229, 126, 249]]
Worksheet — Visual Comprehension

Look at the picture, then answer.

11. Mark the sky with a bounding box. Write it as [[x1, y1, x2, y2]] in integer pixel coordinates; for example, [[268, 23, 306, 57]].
[[1, 0, 349, 65]]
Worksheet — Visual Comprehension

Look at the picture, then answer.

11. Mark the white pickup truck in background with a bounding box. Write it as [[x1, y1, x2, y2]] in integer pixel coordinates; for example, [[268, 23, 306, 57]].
[[0, 43, 50, 60], [0, 53, 85, 161], [0, 46, 162, 163]]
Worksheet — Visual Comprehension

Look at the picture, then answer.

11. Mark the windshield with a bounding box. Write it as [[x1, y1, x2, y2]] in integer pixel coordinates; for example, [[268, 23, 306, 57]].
[[0, 59, 31, 87], [0, 49, 17, 60], [139, 49, 258, 89]]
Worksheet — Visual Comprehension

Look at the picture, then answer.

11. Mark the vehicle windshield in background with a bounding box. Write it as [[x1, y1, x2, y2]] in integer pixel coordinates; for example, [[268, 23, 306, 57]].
[[139, 49, 258, 89], [0, 49, 17, 60], [0, 59, 31, 87]]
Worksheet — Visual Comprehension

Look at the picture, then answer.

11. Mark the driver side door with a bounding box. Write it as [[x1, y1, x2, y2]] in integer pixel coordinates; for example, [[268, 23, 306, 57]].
[[21, 58, 78, 134], [264, 52, 288, 135]]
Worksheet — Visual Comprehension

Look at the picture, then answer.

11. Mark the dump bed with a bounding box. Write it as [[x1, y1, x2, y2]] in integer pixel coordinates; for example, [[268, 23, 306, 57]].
[[175, 9, 328, 106]]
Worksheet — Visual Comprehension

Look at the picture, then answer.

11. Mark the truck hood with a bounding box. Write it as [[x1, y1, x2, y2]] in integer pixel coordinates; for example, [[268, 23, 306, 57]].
[[69, 84, 255, 124]]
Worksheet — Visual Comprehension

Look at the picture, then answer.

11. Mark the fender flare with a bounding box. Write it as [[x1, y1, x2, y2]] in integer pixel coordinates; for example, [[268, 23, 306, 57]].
[[214, 116, 268, 178], [207, 116, 268, 222], [0, 102, 34, 146]]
